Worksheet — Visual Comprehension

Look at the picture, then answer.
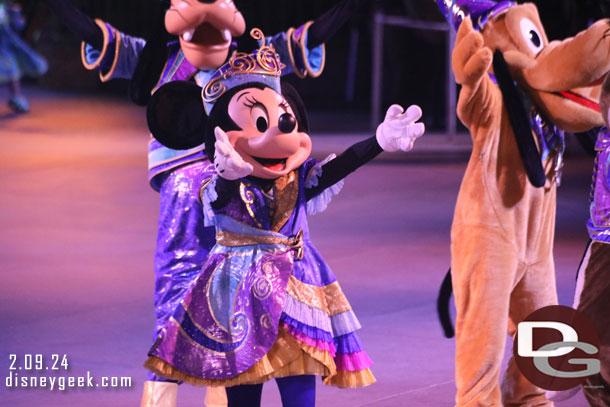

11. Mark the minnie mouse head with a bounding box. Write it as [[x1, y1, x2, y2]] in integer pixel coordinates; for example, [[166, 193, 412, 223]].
[[147, 29, 312, 180]]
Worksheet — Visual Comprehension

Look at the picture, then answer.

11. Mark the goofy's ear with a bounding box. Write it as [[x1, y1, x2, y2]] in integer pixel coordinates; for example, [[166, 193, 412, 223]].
[[147, 81, 207, 150], [281, 82, 310, 133]]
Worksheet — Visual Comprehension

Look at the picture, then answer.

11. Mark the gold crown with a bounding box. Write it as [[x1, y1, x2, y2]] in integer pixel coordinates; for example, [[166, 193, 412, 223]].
[[202, 28, 285, 110]]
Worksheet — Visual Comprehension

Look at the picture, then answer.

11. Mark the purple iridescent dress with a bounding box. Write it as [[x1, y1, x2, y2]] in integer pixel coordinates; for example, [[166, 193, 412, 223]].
[[145, 158, 375, 388]]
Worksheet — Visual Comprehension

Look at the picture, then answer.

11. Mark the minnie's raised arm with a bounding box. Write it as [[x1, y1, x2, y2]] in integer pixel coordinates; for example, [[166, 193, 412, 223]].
[[305, 104, 424, 200]]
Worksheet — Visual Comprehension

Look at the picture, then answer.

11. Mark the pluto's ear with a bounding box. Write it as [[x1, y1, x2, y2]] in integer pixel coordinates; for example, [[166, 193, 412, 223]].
[[493, 50, 546, 188], [281, 82, 310, 133], [147, 81, 207, 150]]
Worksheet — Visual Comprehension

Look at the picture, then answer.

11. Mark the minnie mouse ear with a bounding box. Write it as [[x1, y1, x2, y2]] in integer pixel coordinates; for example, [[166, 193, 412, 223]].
[[281, 82, 310, 133], [147, 81, 207, 150]]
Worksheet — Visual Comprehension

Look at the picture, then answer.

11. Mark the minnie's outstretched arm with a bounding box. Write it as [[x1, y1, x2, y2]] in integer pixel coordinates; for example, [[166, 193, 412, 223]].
[[305, 104, 424, 200]]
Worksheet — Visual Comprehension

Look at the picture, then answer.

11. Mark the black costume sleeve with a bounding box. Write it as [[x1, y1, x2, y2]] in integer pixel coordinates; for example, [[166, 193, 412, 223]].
[[211, 177, 239, 210], [307, 0, 368, 49], [305, 135, 383, 200], [45, 0, 103, 50]]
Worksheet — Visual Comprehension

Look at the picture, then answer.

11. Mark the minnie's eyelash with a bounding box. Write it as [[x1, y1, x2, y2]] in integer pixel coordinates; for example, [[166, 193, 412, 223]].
[[243, 96, 261, 108]]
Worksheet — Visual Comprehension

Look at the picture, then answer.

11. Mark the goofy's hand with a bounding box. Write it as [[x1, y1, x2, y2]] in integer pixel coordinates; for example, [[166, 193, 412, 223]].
[[213, 127, 253, 180], [376, 104, 425, 152], [307, 0, 368, 49]]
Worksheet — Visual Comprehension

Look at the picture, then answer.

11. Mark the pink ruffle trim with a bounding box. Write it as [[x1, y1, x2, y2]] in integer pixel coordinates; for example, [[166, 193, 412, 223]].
[[285, 323, 337, 357], [335, 351, 373, 372]]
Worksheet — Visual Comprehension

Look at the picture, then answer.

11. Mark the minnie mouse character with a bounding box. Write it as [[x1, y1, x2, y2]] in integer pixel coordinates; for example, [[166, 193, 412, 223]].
[[144, 29, 425, 407]]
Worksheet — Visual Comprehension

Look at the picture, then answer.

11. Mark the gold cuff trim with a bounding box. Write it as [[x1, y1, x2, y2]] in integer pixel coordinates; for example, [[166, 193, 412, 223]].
[[81, 19, 111, 71], [286, 27, 306, 79], [286, 276, 352, 317], [99, 28, 122, 82], [298, 21, 325, 78]]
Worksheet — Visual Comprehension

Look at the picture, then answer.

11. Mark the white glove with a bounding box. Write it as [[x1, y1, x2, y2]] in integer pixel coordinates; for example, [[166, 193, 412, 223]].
[[213, 127, 254, 180], [376, 104, 425, 152]]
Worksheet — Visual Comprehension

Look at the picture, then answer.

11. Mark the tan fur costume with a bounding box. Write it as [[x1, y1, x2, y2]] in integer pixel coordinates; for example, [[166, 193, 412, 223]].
[[450, 5, 610, 406]]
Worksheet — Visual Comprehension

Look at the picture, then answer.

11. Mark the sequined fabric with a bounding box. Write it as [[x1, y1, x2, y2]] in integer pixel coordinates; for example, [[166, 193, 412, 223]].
[[149, 160, 216, 381], [529, 108, 565, 186], [146, 159, 374, 388], [587, 127, 610, 243]]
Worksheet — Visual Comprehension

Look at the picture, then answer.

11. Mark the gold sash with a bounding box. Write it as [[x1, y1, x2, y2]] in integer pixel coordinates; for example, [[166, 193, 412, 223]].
[[216, 229, 304, 260]]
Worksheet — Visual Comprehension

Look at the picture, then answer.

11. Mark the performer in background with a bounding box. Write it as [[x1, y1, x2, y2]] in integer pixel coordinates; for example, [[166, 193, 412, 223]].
[[0, 0, 47, 113]]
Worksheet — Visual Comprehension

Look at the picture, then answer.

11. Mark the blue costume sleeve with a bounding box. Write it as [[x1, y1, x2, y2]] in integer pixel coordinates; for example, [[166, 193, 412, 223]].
[[80, 19, 146, 82], [259, 21, 326, 79], [199, 175, 219, 227]]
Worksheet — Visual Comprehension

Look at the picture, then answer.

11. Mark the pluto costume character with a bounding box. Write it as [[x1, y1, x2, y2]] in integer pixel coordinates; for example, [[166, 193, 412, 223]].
[[437, 1, 610, 406]]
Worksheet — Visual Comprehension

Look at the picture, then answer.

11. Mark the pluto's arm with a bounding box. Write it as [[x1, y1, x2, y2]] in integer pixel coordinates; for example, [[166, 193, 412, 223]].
[[453, 18, 500, 136]]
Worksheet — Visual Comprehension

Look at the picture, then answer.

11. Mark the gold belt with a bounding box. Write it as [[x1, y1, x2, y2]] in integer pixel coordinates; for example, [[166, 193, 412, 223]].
[[216, 229, 304, 260]]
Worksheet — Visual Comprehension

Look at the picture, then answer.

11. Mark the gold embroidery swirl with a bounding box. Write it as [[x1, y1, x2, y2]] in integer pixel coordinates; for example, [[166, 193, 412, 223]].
[[252, 275, 273, 300], [239, 182, 263, 228], [202, 79, 226, 104]]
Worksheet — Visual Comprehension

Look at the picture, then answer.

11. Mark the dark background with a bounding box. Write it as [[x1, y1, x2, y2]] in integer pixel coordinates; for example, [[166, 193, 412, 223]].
[[15, 0, 610, 131]]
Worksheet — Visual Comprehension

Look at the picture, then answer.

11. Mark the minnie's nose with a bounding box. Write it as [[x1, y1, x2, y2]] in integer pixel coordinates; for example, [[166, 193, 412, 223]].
[[278, 113, 296, 133]]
